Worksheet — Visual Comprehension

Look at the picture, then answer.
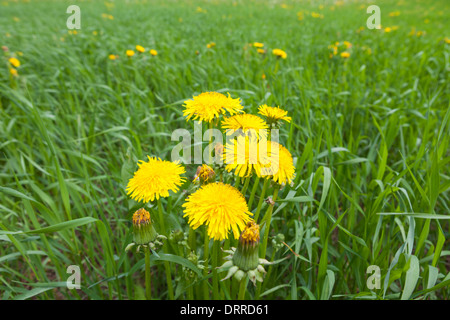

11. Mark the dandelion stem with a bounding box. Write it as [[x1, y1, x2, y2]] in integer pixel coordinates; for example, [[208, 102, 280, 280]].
[[145, 247, 152, 300], [212, 240, 220, 300], [237, 278, 248, 300], [157, 198, 174, 300], [202, 227, 211, 300], [247, 176, 260, 209], [254, 178, 269, 222], [241, 176, 251, 195], [260, 186, 280, 259]]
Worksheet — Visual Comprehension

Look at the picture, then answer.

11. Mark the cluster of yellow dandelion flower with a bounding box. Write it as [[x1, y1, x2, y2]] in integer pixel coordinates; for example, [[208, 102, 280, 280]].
[[389, 11, 400, 17], [328, 41, 352, 59], [8, 56, 20, 77], [409, 28, 426, 37], [206, 42, 216, 49], [109, 45, 158, 60], [311, 12, 324, 19], [250, 42, 265, 54], [101, 13, 114, 20]]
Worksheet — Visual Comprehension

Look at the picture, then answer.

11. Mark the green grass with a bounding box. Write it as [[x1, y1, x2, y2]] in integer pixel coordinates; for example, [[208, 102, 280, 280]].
[[0, 0, 449, 300]]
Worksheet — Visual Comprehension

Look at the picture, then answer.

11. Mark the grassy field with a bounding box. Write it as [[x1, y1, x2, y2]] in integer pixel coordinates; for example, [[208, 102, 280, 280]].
[[0, 0, 449, 300]]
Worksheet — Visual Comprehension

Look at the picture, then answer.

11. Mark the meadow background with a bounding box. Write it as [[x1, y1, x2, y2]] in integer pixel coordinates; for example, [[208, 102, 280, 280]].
[[0, 0, 449, 300]]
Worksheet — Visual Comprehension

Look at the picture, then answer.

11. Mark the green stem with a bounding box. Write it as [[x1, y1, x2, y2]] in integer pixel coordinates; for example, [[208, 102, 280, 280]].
[[212, 240, 220, 300], [235, 175, 241, 188], [145, 247, 152, 300], [202, 227, 211, 300], [188, 228, 197, 252], [260, 186, 280, 259], [241, 176, 251, 195], [254, 178, 270, 222], [157, 199, 174, 300], [238, 278, 248, 300], [247, 176, 260, 209]]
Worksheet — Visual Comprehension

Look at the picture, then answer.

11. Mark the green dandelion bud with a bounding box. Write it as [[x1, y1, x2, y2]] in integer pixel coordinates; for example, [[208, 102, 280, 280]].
[[133, 208, 158, 245], [218, 221, 276, 285]]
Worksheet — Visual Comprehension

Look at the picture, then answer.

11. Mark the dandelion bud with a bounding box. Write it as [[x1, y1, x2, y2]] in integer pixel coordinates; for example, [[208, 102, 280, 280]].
[[232, 221, 260, 272], [193, 164, 215, 184], [132, 208, 158, 246]]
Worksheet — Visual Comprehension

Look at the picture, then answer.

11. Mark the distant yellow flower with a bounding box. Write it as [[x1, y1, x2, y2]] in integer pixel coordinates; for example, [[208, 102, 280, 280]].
[[136, 45, 145, 53], [16, 51, 23, 56], [258, 105, 291, 124], [183, 92, 243, 123], [384, 27, 392, 33], [13, 17, 20, 22], [92, 31, 98, 36], [222, 114, 268, 139], [272, 48, 287, 59], [261, 73, 266, 80], [182, 182, 252, 241], [389, 11, 400, 17], [445, 37, 450, 44], [126, 50, 135, 57], [150, 49, 158, 56], [9, 57, 20, 68], [196, 6, 206, 13], [126, 157, 186, 203], [9, 68, 18, 76], [206, 42, 216, 48], [311, 12, 324, 18], [340, 51, 350, 58], [343, 41, 352, 48], [257, 48, 265, 54], [109, 54, 118, 60], [253, 42, 264, 48]]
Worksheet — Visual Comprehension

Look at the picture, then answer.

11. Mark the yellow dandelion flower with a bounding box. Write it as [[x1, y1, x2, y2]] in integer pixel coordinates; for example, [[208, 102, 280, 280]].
[[9, 57, 20, 68], [253, 42, 264, 48], [221, 114, 268, 140], [182, 91, 244, 123], [108, 54, 117, 60], [223, 136, 272, 178], [258, 104, 291, 124], [126, 50, 135, 57], [257, 48, 265, 54], [9, 68, 18, 76], [272, 48, 287, 59], [126, 156, 186, 203], [445, 37, 450, 44], [182, 182, 252, 240], [150, 49, 158, 56], [206, 42, 216, 49], [340, 51, 350, 58], [261, 73, 266, 80], [260, 141, 295, 185], [136, 45, 145, 53], [384, 27, 392, 33]]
